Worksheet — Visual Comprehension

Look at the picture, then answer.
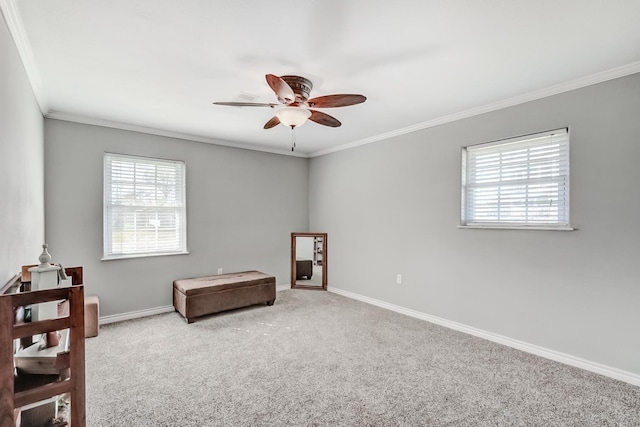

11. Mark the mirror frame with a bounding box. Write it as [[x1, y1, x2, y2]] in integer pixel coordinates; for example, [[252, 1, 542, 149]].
[[291, 232, 327, 290]]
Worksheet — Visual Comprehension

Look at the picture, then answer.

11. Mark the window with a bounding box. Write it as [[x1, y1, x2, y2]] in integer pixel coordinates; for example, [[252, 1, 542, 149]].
[[104, 153, 187, 259], [461, 128, 570, 229]]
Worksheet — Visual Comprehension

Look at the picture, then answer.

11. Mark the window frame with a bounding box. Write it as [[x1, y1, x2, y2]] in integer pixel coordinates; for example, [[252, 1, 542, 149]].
[[460, 128, 573, 231], [103, 153, 188, 260]]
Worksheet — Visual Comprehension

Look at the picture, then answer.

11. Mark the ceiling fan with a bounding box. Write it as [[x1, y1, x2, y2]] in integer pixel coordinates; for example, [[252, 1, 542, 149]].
[[213, 74, 366, 130]]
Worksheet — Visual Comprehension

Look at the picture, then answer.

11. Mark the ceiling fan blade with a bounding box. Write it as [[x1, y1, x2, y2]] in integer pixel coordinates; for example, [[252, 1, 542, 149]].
[[264, 116, 281, 129], [306, 94, 366, 108], [309, 110, 341, 127], [213, 102, 277, 107], [265, 74, 296, 104]]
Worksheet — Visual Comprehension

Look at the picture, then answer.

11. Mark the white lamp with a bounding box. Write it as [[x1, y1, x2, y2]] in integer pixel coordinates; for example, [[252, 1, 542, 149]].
[[276, 106, 311, 128]]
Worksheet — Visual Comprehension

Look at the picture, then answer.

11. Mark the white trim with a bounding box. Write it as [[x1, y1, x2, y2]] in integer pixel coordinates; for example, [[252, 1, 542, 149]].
[[0, 0, 48, 114], [100, 287, 290, 324], [458, 225, 575, 231], [310, 62, 640, 158], [4, 0, 640, 159], [45, 111, 309, 158], [466, 127, 568, 151], [99, 305, 175, 325], [328, 286, 640, 387], [101, 251, 190, 261], [43, 61, 640, 159]]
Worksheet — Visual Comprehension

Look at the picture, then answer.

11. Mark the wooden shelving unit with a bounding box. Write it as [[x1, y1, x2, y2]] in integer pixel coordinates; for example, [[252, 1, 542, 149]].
[[313, 237, 323, 266], [0, 285, 86, 427]]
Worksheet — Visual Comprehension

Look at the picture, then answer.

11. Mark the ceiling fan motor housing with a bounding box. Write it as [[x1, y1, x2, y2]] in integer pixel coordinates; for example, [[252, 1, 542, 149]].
[[281, 75, 313, 102]]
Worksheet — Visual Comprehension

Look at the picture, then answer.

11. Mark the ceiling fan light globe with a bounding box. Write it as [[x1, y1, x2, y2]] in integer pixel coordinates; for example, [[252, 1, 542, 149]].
[[276, 107, 311, 128]]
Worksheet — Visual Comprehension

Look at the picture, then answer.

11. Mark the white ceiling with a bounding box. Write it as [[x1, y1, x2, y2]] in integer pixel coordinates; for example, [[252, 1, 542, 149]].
[[5, 0, 640, 156]]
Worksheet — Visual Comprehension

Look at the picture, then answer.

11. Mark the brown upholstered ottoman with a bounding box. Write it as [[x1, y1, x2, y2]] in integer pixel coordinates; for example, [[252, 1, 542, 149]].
[[173, 270, 276, 323], [296, 259, 312, 279]]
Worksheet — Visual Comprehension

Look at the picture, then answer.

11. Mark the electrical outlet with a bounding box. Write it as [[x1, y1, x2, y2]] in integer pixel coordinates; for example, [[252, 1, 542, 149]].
[[217, 268, 223, 275], [396, 274, 402, 285]]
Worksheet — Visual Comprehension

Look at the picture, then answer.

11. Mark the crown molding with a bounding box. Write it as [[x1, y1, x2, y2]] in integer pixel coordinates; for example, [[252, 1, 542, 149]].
[[310, 61, 640, 158], [0, 0, 48, 115], [47, 58, 640, 160], [45, 111, 309, 158], [4, 0, 639, 158]]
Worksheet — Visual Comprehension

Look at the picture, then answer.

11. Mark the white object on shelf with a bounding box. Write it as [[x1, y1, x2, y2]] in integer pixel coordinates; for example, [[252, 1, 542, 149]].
[[28, 264, 61, 321], [14, 329, 70, 374]]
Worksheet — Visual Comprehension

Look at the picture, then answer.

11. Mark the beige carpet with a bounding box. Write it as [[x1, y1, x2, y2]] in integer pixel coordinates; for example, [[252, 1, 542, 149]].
[[294, 265, 323, 287], [85, 289, 640, 426]]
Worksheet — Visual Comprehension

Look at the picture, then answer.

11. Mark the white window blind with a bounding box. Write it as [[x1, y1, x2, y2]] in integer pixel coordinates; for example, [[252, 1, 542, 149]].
[[104, 153, 187, 259], [461, 128, 570, 229]]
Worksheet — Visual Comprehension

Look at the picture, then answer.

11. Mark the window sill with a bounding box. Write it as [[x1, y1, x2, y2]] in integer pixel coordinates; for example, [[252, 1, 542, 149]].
[[458, 225, 575, 231], [101, 251, 189, 261]]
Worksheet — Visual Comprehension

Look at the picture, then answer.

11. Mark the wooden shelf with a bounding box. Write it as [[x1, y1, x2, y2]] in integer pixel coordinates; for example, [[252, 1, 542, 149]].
[[1, 285, 86, 427], [314, 237, 323, 266]]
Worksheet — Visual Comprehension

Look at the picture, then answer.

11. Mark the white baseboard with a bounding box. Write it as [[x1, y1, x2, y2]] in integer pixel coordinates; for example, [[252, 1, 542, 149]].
[[328, 286, 640, 387], [99, 305, 175, 325], [100, 286, 291, 324]]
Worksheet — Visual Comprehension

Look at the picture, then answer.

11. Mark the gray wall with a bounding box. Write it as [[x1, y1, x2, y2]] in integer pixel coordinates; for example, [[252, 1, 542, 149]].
[[44, 120, 309, 316], [309, 73, 640, 375], [0, 15, 44, 284], [10, 0, 637, 375]]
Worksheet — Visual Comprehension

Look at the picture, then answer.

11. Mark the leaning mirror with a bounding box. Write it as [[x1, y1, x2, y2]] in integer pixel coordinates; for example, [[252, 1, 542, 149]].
[[291, 232, 327, 290]]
